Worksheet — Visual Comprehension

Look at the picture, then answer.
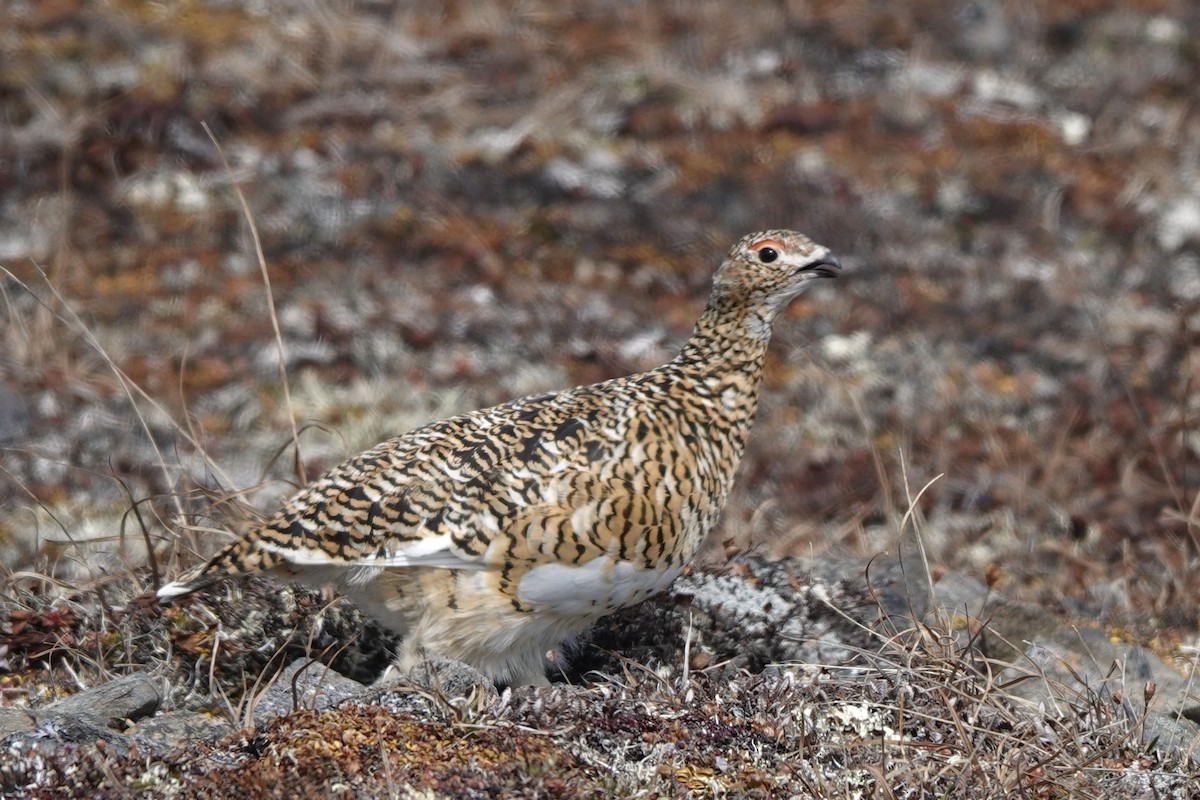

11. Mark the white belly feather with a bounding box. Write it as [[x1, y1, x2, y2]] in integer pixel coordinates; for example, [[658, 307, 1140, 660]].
[[515, 556, 682, 617]]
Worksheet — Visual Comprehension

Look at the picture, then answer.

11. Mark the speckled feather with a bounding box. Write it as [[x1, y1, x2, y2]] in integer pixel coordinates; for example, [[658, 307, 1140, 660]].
[[158, 230, 840, 685]]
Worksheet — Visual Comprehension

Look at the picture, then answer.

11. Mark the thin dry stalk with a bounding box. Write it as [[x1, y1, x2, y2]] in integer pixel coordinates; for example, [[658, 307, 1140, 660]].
[[201, 122, 307, 487], [0, 266, 237, 513]]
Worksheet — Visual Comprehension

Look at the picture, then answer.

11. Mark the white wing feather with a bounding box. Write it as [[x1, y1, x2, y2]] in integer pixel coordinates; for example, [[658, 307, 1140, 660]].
[[258, 534, 484, 571]]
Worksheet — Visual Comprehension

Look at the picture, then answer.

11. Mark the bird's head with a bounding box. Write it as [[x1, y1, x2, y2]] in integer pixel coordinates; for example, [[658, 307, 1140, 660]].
[[712, 229, 840, 311]]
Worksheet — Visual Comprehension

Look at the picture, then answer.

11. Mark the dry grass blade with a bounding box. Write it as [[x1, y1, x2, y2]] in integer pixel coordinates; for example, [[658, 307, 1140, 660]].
[[201, 122, 307, 486], [0, 265, 238, 512]]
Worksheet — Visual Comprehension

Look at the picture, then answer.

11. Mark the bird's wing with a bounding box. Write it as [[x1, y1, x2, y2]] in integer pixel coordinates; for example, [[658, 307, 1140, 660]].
[[279, 461, 693, 614], [241, 393, 687, 574], [370, 466, 685, 559]]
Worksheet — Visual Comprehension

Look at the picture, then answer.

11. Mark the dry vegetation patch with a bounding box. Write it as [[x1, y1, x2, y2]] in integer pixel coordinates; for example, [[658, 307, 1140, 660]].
[[4, 0, 1200, 794]]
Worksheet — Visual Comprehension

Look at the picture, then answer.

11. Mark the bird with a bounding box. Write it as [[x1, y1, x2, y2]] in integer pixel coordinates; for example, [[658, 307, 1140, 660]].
[[158, 230, 840, 686]]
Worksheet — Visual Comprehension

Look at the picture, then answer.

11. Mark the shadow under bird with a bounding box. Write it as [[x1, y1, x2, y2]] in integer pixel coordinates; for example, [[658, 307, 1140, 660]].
[[158, 230, 841, 686]]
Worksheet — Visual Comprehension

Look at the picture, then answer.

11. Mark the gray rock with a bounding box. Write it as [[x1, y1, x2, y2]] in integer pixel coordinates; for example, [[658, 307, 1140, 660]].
[[576, 555, 881, 683], [847, 549, 990, 632], [0, 708, 37, 738], [363, 656, 497, 719], [250, 658, 367, 727], [50, 671, 162, 726], [1, 714, 137, 761], [0, 672, 173, 770], [404, 656, 495, 698], [1143, 713, 1200, 761], [0, 671, 161, 742], [997, 627, 1200, 737], [840, 552, 1200, 763], [131, 710, 234, 747]]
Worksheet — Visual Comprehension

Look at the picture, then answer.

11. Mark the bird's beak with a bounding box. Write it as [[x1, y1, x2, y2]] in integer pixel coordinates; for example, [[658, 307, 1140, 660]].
[[802, 254, 841, 279]]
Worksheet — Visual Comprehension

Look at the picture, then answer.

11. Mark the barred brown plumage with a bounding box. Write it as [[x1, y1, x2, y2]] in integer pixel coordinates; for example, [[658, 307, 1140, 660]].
[[157, 230, 841, 685]]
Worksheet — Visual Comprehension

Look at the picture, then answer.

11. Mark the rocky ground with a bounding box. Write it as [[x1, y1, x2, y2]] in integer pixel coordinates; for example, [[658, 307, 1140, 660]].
[[3, 0, 1200, 796], [3, 555, 1199, 797]]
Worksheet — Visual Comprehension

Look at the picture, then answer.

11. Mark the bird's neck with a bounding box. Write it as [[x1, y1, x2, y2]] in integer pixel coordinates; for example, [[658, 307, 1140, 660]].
[[674, 293, 776, 380], [663, 292, 778, 531], [669, 294, 778, 462]]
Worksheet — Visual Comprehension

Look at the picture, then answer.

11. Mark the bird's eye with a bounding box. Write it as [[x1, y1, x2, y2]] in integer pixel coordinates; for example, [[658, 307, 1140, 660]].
[[757, 247, 778, 264]]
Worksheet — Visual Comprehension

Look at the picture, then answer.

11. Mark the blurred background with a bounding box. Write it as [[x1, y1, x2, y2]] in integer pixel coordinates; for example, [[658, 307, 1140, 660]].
[[1, 1, 1198, 644]]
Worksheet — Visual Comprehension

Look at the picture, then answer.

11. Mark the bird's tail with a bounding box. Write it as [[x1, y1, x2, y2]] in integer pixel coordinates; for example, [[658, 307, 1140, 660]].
[[156, 534, 281, 601]]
